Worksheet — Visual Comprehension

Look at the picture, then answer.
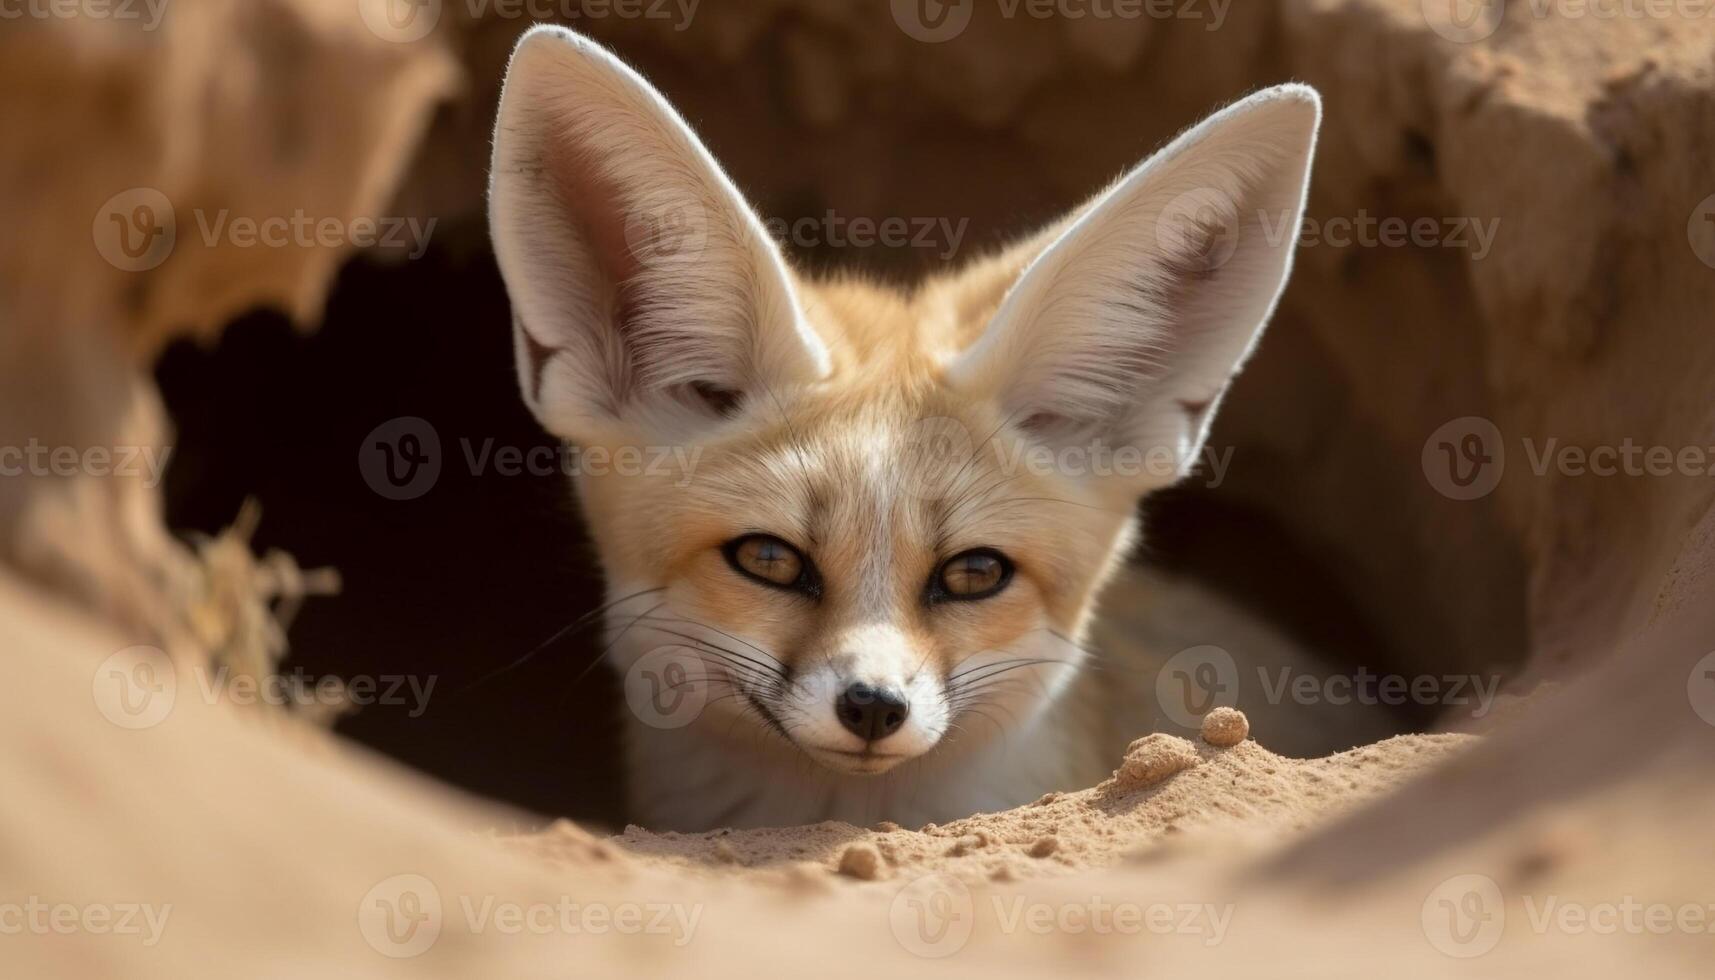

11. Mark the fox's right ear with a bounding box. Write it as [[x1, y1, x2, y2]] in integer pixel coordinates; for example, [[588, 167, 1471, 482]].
[[488, 27, 829, 443]]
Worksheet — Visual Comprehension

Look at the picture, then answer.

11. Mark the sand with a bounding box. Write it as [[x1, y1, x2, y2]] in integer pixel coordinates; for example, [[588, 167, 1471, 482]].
[[525, 722, 1472, 886]]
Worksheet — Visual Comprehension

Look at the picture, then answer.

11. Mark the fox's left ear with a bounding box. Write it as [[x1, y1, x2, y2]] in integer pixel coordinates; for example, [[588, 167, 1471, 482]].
[[947, 85, 1321, 489]]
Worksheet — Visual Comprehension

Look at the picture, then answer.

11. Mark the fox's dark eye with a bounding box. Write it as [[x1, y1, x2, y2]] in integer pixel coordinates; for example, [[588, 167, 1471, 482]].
[[724, 534, 816, 593], [933, 549, 1012, 601]]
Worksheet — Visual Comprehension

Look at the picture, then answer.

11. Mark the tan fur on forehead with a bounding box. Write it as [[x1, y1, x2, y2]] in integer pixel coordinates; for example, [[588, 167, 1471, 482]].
[[578, 266, 1132, 656]]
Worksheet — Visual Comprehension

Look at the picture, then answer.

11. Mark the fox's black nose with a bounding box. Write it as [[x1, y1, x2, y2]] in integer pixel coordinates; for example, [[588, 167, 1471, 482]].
[[835, 683, 909, 741]]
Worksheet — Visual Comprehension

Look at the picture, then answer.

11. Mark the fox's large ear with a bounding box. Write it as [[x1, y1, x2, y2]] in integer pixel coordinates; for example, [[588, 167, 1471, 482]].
[[947, 85, 1320, 490], [488, 27, 829, 443]]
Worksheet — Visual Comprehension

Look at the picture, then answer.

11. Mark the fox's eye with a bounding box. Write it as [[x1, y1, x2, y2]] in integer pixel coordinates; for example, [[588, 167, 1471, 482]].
[[934, 549, 1013, 601], [724, 534, 813, 592]]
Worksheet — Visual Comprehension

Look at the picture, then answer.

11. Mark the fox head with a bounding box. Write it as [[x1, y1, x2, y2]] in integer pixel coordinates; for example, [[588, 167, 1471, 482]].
[[489, 27, 1318, 780]]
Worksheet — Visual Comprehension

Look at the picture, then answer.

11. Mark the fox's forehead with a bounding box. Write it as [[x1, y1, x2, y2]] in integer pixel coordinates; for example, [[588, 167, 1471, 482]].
[[792, 274, 992, 380], [699, 409, 989, 558]]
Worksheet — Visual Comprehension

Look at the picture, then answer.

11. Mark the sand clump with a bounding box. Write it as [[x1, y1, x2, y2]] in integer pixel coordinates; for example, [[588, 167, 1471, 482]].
[[1111, 734, 1204, 790], [836, 843, 884, 880], [1201, 707, 1251, 747]]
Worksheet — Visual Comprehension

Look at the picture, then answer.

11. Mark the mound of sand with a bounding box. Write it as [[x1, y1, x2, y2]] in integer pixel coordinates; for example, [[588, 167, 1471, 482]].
[[581, 728, 1471, 885]]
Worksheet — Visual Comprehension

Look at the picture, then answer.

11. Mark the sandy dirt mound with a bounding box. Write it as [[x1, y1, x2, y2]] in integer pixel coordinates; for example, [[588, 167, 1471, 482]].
[[587, 730, 1471, 884]]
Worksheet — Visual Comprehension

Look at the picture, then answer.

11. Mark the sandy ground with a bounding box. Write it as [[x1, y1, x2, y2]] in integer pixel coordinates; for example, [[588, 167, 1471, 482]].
[[565, 728, 1473, 885]]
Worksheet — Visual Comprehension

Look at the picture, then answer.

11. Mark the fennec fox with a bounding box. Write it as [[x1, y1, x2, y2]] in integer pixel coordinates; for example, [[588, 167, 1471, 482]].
[[489, 26, 1320, 830]]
